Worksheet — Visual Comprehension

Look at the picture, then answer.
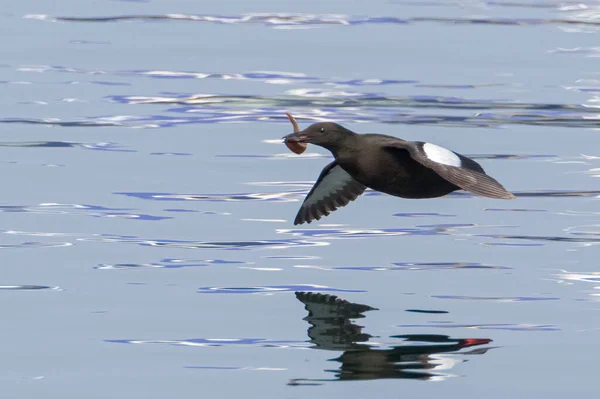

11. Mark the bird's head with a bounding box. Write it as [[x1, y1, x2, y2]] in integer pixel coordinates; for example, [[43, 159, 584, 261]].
[[283, 122, 355, 153]]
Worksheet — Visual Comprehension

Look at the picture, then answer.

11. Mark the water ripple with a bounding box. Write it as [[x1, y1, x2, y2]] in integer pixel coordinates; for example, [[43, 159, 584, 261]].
[[398, 323, 559, 331], [278, 225, 482, 239], [117, 189, 600, 205], [150, 152, 192, 156], [106, 337, 308, 348], [553, 269, 600, 301], [484, 208, 547, 213], [185, 366, 286, 371], [0, 285, 62, 290], [1, 230, 85, 238], [0, 141, 133, 152], [393, 212, 455, 218], [94, 258, 245, 270], [0, 242, 72, 249], [24, 13, 600, 28], [79, 234, 329, 250], [500, 190, 600, 198], [197, 284, 364, 294], [334, 262, 510, 271], [0, 117, 123, 127], [12, 64, 477, 89], [216, 153, 331, 160], [4, 84, 600, 128], [113, 92, 598, 113], [116, 191, 303, 203], [4, 110, 598, 129], [0, 203, 170, 221], [405, 309, 449, 314], [432, 295, 560, 302], [481, 242, 544, 247], [479, 233, 600, 245]]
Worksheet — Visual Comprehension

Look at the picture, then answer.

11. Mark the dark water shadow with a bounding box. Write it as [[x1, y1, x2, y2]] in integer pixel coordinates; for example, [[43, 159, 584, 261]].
[[288, 292, 493, 384]]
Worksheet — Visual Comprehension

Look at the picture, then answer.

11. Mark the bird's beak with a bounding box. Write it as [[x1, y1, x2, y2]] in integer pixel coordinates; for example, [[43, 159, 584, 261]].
[[282, 132, 309, 143]]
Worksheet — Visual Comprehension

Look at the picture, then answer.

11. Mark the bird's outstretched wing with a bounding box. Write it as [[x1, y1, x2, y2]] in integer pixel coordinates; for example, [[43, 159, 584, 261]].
[[294, 162, 366, 225], [380, 138, 515, 200]]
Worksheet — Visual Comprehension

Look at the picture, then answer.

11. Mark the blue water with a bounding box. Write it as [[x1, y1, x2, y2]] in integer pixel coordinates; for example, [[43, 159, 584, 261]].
[[2, 0, 600, 397]]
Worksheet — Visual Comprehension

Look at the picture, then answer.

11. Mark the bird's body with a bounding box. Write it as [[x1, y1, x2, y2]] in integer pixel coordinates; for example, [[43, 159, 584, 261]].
[[334, 134, 459, 199], [283, 122, 514, 225]]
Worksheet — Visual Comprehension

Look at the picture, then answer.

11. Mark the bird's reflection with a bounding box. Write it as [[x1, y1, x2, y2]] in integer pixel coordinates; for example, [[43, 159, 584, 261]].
[[290, 291, 493, 384]]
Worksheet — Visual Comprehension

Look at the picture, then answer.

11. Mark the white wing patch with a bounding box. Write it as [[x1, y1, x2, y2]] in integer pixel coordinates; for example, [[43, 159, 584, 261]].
[[422, 142, 462, 167], [302, 165, 354, 208]]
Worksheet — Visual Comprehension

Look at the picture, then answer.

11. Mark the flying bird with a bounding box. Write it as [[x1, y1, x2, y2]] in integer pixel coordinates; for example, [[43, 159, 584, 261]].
[[283, 117, 514, 225]]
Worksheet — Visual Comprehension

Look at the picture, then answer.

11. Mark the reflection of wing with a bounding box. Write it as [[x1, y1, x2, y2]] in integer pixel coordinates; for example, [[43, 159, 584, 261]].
[[295, 291, 376, 351], [380, 138, 515, 199], [294, 162, 366, 225]]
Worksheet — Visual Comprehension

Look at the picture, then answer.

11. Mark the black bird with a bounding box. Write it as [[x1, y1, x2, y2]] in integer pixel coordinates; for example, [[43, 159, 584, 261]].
[[283, 122, 514, 225]]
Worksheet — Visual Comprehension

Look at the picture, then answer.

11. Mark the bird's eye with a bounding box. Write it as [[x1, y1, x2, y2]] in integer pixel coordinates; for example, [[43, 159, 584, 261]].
[[319, 127, 325, 133]]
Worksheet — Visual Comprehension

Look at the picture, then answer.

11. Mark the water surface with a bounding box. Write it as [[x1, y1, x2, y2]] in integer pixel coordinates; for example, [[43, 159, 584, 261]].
[[2, 1, 600, 398]]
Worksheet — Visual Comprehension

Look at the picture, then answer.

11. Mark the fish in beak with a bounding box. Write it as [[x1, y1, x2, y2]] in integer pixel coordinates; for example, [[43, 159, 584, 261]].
[[283, 112, 307, 154]]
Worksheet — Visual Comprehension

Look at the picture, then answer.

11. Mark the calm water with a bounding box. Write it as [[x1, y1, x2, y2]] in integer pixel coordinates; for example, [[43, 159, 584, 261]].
[[2, 0, 600, 397]]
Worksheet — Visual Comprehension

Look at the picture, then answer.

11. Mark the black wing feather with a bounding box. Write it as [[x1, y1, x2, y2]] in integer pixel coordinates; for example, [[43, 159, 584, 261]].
[[294, 162, 366, 225]]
